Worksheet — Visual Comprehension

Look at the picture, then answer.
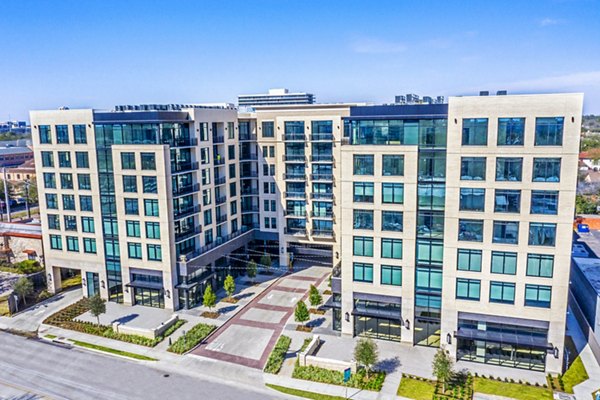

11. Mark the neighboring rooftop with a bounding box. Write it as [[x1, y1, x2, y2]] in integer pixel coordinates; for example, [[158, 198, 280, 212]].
[[573, 230, 600, 295], [0, 146, 32, 155]]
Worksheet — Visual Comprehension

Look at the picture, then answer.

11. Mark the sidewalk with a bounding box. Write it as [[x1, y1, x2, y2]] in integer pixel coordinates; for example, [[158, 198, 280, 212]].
[[567, 310, 600, 400], [264, 374, 381, 400]]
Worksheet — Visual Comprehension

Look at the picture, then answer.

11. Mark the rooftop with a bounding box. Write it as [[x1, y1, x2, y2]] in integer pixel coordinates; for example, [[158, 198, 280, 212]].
[[0, 146, 32, 155], [573, 230, 600, 295]]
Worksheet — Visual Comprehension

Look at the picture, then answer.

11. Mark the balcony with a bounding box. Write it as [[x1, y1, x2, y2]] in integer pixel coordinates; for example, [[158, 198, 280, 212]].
[[283, 173, 305, 181], [311, 155, 334, 162], [312, 229, 334, 238], [284, 228, 307, 236], [215, 196, 227, 205], [239, 134, 257, 141], [311, 134, 334, 141], [171, 161, 199, 173], [214, 176, 226, 186], [175, 227, 201, 242], [240, 171, 258, 179], [311, 192, 334, 200], [284, 154, 305, 162], [311, 174, 334, 181], [214, 157, 225, 166], [241, 188, 259, 196], [167, 137, 198, 147], [240, 154, 258, 161], [216, 214, 228, 224], [174, 205, 200, 219], [311, 211, 334, 218], [284, 134, 305, 141], [285, 192, 306, 199], [173, 183, 200, 197], [285, 210, 306, 217], [241, 205, 259, 213], [212, 135, 224, 144]]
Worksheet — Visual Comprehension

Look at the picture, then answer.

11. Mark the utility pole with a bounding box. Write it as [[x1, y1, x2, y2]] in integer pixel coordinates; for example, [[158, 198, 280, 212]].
[[2, 168, 10, 222], [24, 178, 31, 219]]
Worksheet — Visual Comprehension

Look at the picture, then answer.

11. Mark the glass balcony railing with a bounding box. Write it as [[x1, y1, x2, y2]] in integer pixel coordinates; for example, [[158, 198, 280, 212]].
[[284, 228, 306, 236], [285, 209, 306, 217], [212, 135, 224, 144], [175, 227, 201, 242], [311, 134, 334, 141], [285, 192, 306, 199], [283, 173, 305, 180], [171, 161, 199, 173], [173, 183, 200, 196], [311, 155, 334, 162], [312, 229, 334, 238], [174, 205, 200, 219], [215, 196, 227, 205], [214, 176, 226, 186], [284, 154, 305, 162], [284, 134, 305, 141], [311, 192, 334, 200], [311, 174, 334, 181]]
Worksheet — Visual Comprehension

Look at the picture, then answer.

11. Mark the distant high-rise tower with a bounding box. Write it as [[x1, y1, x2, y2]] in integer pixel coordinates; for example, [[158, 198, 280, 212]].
[[238, 88, 315, 107]]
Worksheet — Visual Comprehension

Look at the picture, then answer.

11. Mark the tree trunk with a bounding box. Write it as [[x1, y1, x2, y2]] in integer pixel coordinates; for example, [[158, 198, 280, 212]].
[[22, 294, 26, 305], [97, 316, 100, 326]]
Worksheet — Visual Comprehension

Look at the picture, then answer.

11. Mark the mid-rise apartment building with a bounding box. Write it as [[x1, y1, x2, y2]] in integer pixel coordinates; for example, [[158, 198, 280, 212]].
[[32, 92, 582, 373], [238, 88, 315, 108]]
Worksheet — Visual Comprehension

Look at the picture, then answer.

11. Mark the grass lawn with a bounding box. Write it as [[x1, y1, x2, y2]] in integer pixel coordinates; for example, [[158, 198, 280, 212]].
[[44, 334, 57, 339], [562, 355, 589, 393], [69, 339, 157, 361], [473, 377, 552, 400], [0, 295, 9, 316], [396, 376, 436, 400], [61, 274, 82, 290], [266, 384, 345, 400]]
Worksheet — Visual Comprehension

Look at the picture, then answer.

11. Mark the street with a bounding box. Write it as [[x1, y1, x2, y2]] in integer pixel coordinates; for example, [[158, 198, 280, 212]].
[[0, 332, 287, 400]]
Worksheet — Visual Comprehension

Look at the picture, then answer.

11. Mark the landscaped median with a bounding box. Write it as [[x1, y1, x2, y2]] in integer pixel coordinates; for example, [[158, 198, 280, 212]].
[[264, 335, 291, 374], [167, 323, 216, 354], [68, 339, 158, 361], [266, 384, 346, 400], [43, 299, 185, 347], [292, 362, 386, 392]]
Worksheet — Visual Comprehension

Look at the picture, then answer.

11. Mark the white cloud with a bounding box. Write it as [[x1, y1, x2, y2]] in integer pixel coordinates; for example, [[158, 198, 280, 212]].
[[500, 71, 600, 91], [351, 38, 406, 54], [539, 17, 563, 27]]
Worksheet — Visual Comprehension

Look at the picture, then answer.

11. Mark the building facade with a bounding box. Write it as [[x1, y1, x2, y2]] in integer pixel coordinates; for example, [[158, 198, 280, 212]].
[[32, 92, 582, 373], [238, 88, 315, 107]]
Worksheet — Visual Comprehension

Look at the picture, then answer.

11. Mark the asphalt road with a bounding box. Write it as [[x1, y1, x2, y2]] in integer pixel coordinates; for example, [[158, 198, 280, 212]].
[[0, 332, 287, 400]]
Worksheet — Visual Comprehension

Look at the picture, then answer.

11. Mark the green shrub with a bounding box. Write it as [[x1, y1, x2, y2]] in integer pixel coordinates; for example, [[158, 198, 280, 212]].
[[264, 335, 291, 374], [292, 364, 385, 391], [168, 323, 216, 354], [14, 260, 43, 274], [37, 290, 52, 302]]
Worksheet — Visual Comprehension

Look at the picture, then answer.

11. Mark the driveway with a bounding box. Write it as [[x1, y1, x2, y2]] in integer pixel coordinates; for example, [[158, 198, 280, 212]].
[[190, 264, 330, 369]]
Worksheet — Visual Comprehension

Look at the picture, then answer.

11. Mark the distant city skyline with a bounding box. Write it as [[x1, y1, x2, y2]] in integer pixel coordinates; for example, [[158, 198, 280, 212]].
[[1, 0, 599, 120]]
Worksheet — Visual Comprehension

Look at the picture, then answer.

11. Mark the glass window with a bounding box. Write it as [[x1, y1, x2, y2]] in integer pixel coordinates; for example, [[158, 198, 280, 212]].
[[147, 244, 162, 261], [75, 152, 89, 168], [535, 117, 563, 146], [64, 215, 77, 231], [66, 236, 79, 252], [462, 118, 488, 145], [39, 125, 52, 144], [122, 176, 137, 193], [382, 211, 403, 232], [353, 236, 373, 257], [128, 242, 142, 259], [144, 199, 159, 217], [46, 193, 58, 209], [121, 152, 136, 170], [416, 267, 443, 291], [41, 151, 54, 167], [349, 119, 419, 145], [494, 189, 521, 213], [47, 214, 60, 230], [60, 173, 73, 189], [418, 183, 445, 210], [79, 195, 93, 212], [56, 125, 69, 144], [143, 176, 157, 193], [489, 281, 515, 304], [382, 183, 404, 204], [204, 209, 212, 225], [497, 118, 525, 146], [417, 239, 444, 265], [126, 220, 141, 237], [50, 234, 62, 250], [58, 151, 71, 168], [491, 251, 517, 275], [62, 195, 75, 210], [492, 221, 519, 244], [528, 223, 556, 246], [496, 158, 522, 181], [382, 155, 404, 176], [526, 254, 554, 277], [78, 174, 91, 190], [381, 238, 402, 259], [459, 188, 485, 211], [532, 158, 561, 182], [312, 120, 333, 135], [457, 249, 482, 271], [381, 265, 402, 286], [418, 151, 446, 181], [525, 284, 552, 308], [458, 219, 484, 242], [74, 125, 87, 144], [353, 155, 374, 175], [461, 157, 486, 180], [353, 262, 373, 283], [456, 278, 480, 301], [285, 121, 304, 135], [83, 238, 96, 254], [262, 121, 274, 138], [146, 222, 161, 239], [353, 182, 374, 203], [353, 210, 373, 230], [124, 198, 139, 215], [141, 153, 156, 170], [531, 190, 558, 215], [43, 173, 56, 189]]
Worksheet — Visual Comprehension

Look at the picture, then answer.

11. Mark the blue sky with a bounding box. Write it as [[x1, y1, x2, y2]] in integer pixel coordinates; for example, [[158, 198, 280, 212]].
[[1, 0, 599, 120]]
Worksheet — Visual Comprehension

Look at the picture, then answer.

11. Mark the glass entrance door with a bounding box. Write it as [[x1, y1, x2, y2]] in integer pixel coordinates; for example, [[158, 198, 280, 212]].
[[86, 272, 100, 297]]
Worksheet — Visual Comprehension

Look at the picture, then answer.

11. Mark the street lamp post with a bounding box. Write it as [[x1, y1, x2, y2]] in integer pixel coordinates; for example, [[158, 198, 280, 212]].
[[24, 178, 31, 219]]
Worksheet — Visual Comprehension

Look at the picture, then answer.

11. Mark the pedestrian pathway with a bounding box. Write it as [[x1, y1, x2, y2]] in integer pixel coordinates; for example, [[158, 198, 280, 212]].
[[567, 309, 600, 400]]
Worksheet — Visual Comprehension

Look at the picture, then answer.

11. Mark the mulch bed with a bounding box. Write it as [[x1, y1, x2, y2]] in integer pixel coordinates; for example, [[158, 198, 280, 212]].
[[201, 311, 220, 319], [309, 308, 326, 315], [296, 325, 313, 333], [323, 290, 332, 295], [221, 297, 239, 304]]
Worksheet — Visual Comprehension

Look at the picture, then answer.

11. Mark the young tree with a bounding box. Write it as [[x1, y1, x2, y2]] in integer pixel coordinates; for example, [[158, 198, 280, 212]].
[[294, 300, 309, 327], [13, 277, 33, 306], [223, 274, 235, 300], [432, 348, 454, 393], [88, 294, 106, 326], [354, 338, 379, 379], [309, 284, 322, 307], [247, 260, 257, 283], [203, 285, 217, 311], [260, 254, 272, 273]]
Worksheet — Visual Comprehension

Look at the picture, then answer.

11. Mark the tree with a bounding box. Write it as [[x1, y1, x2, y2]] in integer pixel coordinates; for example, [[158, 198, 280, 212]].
[[576, 194, 597, 214], [260, 254, 272, 273], [203, 285, 216, 311], [309, 284, 322, 307], [247, 260, 257, 283], [432, 348, 454, 393], [223, 274, 235, 300], [13, 277, 33, 306], [294, 300, 309, 327], [354, 338, 379, 379], [88, 294, 106, 326]]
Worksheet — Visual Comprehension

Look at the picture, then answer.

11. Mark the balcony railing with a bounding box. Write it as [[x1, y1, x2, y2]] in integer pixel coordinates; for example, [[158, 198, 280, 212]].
[[241, 188, 259, 196], [215, 196, 227, 205], [241, 205, 259, 213], [214, 176, 226, 186], [212, 135, 224, 144], [239, 134, 257, 141], [166, 137, 198, 147], [311, 134, 334, 141], [311, 192, 334, 200], [180, 227, 254, 262], [174, 205, 200, 219], [240, 154, 258, 161], [283, 173, 305, 180], [311, 174, 334, 181], [240, 171, 258, 178], [285, 210, 306, 217], [311, 155, 334, 162], [173, 183, 200, 197], [175, 227, 202, 242], [216, 214, 228, 224], [285, 192, 306, 199], [214, 157, 225, 165], [284, 228, 307, 236], [284, 154, 306, 162], [284, 134, 305, 141], [312, 229, 334, 238], [171, 161, 199, 173], [311, 211, 334, 218]]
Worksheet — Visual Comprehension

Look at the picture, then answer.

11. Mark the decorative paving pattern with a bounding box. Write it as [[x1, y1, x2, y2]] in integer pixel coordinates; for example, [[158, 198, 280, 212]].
[[190, 266, 329, 369]]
